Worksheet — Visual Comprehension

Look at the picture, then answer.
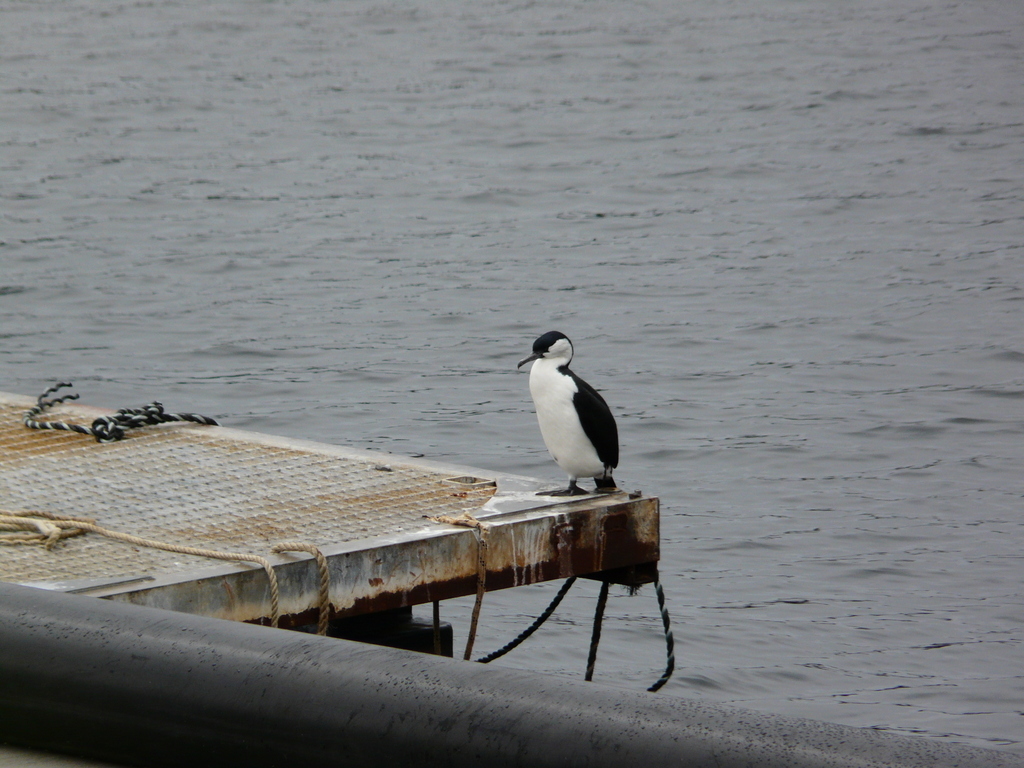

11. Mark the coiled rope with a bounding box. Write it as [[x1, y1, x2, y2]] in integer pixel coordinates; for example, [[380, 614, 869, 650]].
[[23, 382, 218, 443]]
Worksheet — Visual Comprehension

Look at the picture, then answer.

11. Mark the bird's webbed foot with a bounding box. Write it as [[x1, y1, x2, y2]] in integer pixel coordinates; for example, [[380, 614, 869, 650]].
[[539, 480, 589, 497]]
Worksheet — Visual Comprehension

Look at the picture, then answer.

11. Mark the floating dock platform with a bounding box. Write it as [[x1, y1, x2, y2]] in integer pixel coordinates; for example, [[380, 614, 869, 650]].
[[0, 391, 658, 630]]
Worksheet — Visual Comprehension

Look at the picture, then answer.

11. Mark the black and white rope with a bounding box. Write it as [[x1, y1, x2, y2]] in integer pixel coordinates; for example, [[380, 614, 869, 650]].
[[476, 576, 577, 664], [23, 382, 218, 443], [580, 577, 676, 691], [647, 579, 676, 692]]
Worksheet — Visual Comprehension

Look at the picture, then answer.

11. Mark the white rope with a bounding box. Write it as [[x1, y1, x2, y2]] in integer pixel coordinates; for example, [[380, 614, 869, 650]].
[[1, 511, 281, 628]]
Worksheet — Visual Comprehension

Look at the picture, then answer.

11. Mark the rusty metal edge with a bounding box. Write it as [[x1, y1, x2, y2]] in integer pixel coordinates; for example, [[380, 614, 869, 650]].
[[96, 494, 659, 626]]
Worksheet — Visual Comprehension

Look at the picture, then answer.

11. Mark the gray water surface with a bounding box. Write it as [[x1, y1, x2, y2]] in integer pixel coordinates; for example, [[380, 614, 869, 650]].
[[2, 0, 1023, 755]]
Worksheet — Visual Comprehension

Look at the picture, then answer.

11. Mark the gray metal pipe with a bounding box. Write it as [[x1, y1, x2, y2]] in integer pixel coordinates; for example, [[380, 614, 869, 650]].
[[0, 582, 1018, 768]]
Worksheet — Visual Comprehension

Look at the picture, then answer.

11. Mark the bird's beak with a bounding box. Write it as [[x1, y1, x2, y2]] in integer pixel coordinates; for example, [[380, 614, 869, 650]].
[[517, 351, 541, 369]]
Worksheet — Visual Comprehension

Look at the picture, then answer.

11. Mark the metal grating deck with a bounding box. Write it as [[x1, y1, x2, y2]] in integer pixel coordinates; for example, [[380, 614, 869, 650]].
[[0, 396, 497, 584], [0, 392, 658, 627]]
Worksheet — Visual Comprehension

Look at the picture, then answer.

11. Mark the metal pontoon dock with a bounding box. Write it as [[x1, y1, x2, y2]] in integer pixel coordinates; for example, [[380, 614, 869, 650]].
[[0, 392, 658, 629]]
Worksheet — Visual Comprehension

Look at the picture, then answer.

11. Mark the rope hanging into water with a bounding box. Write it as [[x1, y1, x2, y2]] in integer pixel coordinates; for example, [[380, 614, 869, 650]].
[[647, 580, 676, 693], [476, 576, 577, 664], [584, 580, 610, 682], [582, 578, 676, 692], [23, 382, 218, 443], [426, 510, 675, 690]]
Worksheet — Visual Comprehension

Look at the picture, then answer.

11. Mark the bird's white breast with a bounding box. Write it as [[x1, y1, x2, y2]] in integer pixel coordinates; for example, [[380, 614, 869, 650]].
[[528, 359, 604, 479]]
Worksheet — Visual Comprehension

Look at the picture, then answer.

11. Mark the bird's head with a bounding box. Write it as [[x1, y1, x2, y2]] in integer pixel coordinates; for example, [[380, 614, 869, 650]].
[[517, 331, 574, 369]]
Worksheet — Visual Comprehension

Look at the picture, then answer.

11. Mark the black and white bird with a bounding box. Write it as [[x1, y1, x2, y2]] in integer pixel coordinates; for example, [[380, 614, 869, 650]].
[[517, 331, 619, 496]]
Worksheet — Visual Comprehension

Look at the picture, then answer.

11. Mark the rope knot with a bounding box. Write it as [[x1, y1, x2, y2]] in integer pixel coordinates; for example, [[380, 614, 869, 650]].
[[91, 416, 125, 443], [0, 511, 93, 550]]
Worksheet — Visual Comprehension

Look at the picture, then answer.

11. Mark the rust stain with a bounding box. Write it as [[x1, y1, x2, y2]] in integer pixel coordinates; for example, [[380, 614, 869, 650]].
[[112, 496, 660, 627]]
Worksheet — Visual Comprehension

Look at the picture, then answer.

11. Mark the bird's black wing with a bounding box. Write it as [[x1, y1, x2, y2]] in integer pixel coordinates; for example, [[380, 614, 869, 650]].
[[567, 369, 619, 470]]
